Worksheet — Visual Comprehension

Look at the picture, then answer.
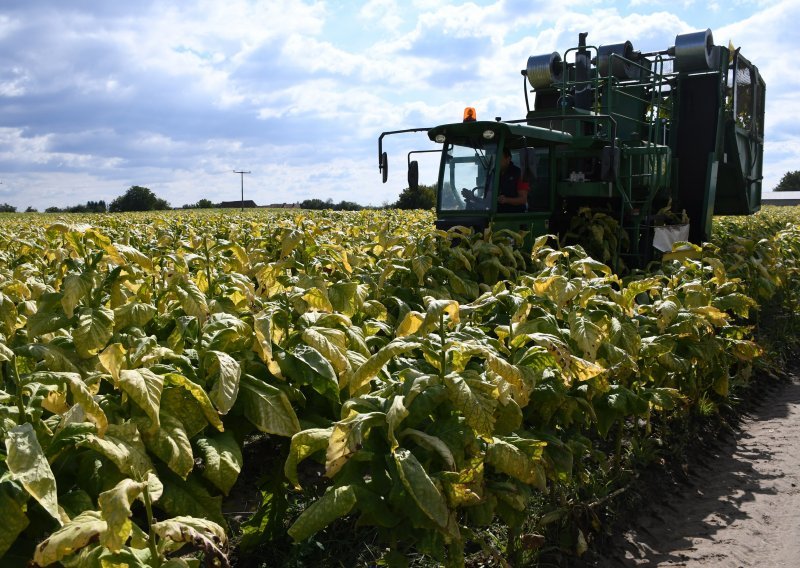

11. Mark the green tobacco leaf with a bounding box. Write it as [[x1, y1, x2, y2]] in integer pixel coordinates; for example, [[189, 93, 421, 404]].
[[712, 292, 758, 319], [205, 350, 241, 415], [97, 475, 160, 552], [203, 313, 253, 353], [350, 338, 422, 395], [61, 272, 94, 319], [174, 277, 209, 323], [386, 395, 409, 451], [6, 422, 63, 524], [640, 387, 685, 410], [301, 328, 351, 386], [444, 372, 496, 439], [285, 428, 332, 488], [27, 292, 71, 337], [80, 422, 154, 480], [239, 471, 288, 551], [114, 301, 157, 331], [73, 306, 114, 358], [328, 282, 362, 317], [279, 344, 339, 402], [287, 485, 359, 542], [394, 448, 449, 529], [0, 481, 31, 558], [47, 422, 97, 461], [118, 368, 164, 432], [326, 411, 385, 477], [164, 373, 224, 433], [25, 371, 108, 436], [399, 428, 456, 471], [33, 511, 107, 566], [157, 470, 226, 528], [568, 310, 604, 360], [137, 411, 194, 479], [486, 438, 546, 490], [195, 432, 243, 495], [238, 374, 301, 437], [594, 385, 649, 437], [17, 342, 81, 373]]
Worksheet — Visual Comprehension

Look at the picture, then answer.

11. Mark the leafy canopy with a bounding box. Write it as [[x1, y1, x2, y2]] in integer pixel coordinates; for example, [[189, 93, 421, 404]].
[[109, 186, 170, 212], [775, 170, 800, 192]]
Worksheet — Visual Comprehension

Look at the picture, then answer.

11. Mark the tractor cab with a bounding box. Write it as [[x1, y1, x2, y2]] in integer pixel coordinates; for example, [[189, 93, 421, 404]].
[[380, 114, 573, 246]]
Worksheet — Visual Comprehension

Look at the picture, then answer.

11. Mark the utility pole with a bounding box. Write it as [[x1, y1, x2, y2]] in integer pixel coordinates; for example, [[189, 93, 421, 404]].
[[233, 170, 251, 211]]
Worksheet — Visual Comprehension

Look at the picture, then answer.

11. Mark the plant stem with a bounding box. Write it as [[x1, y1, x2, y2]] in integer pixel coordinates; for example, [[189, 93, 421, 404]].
[[142, 485, 161, 567], [614, 419, 625, 471], [439, 312, 447, 380], [7, 355, 26, 424]]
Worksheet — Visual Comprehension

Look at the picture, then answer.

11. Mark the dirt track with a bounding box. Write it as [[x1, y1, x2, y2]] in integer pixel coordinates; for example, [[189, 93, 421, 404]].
[[596, 375, 800, 567]]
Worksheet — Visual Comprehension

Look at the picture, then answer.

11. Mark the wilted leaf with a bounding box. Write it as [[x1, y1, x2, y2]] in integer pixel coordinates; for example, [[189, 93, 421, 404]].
[[33, 511, 107, 566], [285, 428, 332, 488], [151, 515, 227, 557]]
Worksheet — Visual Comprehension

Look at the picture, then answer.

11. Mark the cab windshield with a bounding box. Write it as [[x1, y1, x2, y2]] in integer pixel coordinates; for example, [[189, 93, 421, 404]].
[[438, 142, 497, 212]]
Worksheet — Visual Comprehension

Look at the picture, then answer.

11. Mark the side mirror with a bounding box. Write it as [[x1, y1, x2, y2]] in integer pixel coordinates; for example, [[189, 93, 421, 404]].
[[380, 152, 388, 183], [408, 160, 419, 191]]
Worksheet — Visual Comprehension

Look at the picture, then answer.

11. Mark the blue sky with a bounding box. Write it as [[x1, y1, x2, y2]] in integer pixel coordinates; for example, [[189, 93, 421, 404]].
[[0, 0, 798, 210]]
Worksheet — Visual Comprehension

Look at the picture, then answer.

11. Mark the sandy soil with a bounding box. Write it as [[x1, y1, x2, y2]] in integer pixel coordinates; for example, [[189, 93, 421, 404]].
[[594, 375, 800, 567]]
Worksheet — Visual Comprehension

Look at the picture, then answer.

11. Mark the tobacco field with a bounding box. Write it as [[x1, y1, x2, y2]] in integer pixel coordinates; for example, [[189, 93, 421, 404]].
[[1, 206, 799, 567]]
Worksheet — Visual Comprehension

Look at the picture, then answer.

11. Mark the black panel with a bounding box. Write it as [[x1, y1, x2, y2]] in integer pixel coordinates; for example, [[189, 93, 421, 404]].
[[674, 74, 720, 243]]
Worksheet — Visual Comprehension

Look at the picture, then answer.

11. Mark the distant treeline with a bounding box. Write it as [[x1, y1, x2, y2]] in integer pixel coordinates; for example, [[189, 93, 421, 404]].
[[1, 182, 438, 214]]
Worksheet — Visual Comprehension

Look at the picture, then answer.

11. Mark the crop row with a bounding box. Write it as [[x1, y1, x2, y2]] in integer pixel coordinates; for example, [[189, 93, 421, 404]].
[[0, 207, 799, 567]]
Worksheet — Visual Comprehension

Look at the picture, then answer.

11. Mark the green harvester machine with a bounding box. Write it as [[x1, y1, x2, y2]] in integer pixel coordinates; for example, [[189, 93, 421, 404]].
[[378, 29, 765, 268]]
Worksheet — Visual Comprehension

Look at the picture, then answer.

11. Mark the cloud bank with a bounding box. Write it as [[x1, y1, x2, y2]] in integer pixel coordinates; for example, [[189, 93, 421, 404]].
[[0, 0, 796, 210]]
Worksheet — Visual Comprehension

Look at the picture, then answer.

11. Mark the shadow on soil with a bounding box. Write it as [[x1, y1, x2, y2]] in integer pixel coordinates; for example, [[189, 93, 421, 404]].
[[583, 376, 800, 567]]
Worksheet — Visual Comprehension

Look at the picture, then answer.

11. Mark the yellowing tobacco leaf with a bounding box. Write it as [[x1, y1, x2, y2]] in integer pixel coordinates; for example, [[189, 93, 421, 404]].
[[205, 350, 241, 416], [118, 369, 164, 432], [325, 411, 385, 478], [6, 423, 63, 525], [285, 427, 332, 488]]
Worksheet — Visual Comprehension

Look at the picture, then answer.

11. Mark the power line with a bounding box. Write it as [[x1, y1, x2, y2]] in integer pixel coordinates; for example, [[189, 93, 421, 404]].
[[233, 170, 251, 211]]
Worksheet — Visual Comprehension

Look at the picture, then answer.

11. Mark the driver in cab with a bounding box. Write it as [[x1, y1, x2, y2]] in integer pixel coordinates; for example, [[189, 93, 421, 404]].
[[497, 147, 529, 212]]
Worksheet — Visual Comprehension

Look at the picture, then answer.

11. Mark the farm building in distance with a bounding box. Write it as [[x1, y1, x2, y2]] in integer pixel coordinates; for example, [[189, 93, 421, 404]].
[[762, 198, 800, 206], [217, 200, 258, 208]]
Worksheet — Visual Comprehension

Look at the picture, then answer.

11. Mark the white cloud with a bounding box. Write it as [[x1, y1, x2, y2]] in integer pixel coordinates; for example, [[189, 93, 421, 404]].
[[0, 0, 796, 210]]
